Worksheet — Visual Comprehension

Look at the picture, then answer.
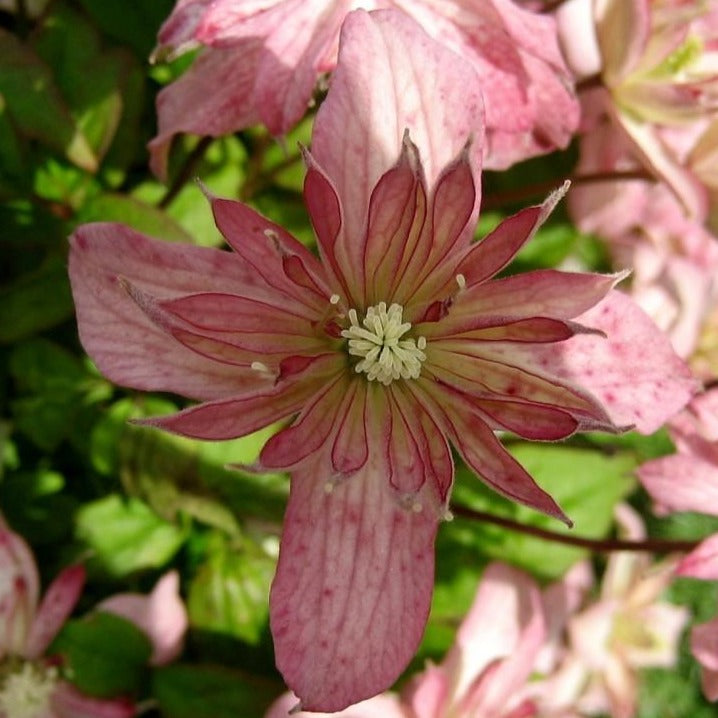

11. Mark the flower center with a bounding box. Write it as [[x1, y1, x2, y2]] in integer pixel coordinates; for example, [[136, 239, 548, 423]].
[[341, 302, 426, 385], [0, 661, 59, 718]]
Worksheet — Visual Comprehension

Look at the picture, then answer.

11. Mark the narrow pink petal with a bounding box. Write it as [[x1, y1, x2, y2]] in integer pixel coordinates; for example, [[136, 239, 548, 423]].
[[638, 454, 718, 516], [149, 43, 263, 180], [431, 391, 570, 524], [0, 528, 40, 658], [155, 0, 215, 50], [596, 0, 651, 84], [677, 534, 718, 580], [209, 196, 330, 314], [331, 380, 370, 476], [259, 375, 348, 470], [98, 571, 187, 666], [139, 353, 343, 440], [404, 664, 450, 718], [270, 453, 439, 712], [51, 682, 135, 718], [692, 618, 718, 701], [522, 291, 698, 433], [24, 565, 85, 659], [311, 8, 484, 282], [456, 184, 568, 288], [69, 224, 273, 400]]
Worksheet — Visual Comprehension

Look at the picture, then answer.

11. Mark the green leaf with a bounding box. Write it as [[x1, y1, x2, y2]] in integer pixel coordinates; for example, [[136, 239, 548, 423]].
[[77, 193, 194, 243], [0, 28, 95, 171], [9, 338, 112, 451], [0, 255, 74, 343], [450, 443, 636, 579], [75, 494, 186, 577], [153, 664, 278, 718], [188, 531, 276, 645], [51, 612, 152, 698]]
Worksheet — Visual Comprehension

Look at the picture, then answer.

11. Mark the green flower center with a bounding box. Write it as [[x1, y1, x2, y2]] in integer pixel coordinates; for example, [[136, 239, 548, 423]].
[[341, 302, 426, 385]]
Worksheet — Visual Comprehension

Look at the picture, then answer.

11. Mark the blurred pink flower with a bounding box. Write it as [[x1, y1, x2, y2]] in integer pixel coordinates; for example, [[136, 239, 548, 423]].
[[97, 571, 188, 666], [0, 519, 135, 718], [557, 0, 718, 218], [70, 9, 694, 712], [149, 0, 579, 178], [692, 615, 718, 701]]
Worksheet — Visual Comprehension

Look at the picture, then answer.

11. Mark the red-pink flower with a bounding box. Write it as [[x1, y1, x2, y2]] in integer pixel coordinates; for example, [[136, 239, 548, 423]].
[[0, 519, 135, 718], [149, 0, 579, 178], [70, 9, 694, 712]]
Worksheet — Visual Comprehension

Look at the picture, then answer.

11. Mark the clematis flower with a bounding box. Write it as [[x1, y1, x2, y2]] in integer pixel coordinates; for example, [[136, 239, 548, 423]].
[[70, 9, 694, 712], [149, 0, 579, 178], [556, 0, 718, 218], [0, 518, 135, 718]]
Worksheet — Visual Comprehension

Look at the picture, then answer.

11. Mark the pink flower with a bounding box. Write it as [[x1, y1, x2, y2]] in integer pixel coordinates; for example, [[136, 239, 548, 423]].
[[70, 9, 694, 711], [692, 616, 718, 702], [97, 571, 188, 666], [149, 0, 579, 178], [557, 0, 718, 218], [0, 519, 135, 718]]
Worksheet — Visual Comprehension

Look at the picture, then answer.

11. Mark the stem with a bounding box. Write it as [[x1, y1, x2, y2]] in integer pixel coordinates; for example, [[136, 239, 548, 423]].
[[481, 170, 652, 210], [540, 0, 573, 12], [158, 136, 213, 209], [451, 504, 701, 553]]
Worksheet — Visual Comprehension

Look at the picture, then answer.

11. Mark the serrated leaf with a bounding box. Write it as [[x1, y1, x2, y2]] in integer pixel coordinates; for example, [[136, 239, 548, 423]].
[[188, 531, 275, 645], [51, 612, 152, 698], [153, 664, 278, 718], [450, 443, 636, 579], [0, 28, 96, 170], [75, 494, 185, 577]]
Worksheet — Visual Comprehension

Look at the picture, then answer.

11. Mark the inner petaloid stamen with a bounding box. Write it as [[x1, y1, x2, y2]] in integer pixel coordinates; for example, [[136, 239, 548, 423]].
[[341, 302, 426, 385]]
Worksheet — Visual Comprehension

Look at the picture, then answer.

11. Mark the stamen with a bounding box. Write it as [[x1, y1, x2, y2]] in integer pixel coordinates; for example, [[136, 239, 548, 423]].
[[455, 273, 466, 290], [329, 294, 340, 305], [341, 302, 426, 385], [0, 663, 59, 718]]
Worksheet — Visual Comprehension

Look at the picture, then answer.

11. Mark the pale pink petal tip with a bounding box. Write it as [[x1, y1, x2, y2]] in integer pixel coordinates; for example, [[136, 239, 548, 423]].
[[98, 571, 187, 665]]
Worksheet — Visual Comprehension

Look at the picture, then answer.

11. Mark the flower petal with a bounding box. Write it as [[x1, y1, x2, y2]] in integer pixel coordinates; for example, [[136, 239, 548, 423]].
[[270, 453, 439, 712], [520, 291, 698, 433], [51, 681, 135, 718], [311, 8, 484, 284], [264, 690, 407, 718], [677, 534, 718, 580], [24, 564, 85, 659], [68, 223, 271, 400], [138, 353, 342, 440]]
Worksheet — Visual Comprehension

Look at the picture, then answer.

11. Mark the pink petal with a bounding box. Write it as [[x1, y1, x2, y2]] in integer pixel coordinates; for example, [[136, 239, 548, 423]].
[[68, 223, 271, 401], [270, 453, 439, 712], [455, 183, 568, 288], [692, 618, 718, 695], [156, 0, 216, 50], [638, 453, 718, 516], [595, 0, 651, 84], [331, 379, 370, 476], [97, 571, 187, 666], [677, 534, 718, 580], [311, 8, 484, 282], [51, 681, 135, 718], [0, 527, 40, 658], [149, 42, 263, 180], [430, 390, 570, 524], [514, 291, 698, 433], [24, 564, 85, 660], [138, 353, 343, 440], [403, 664, 450, 718]]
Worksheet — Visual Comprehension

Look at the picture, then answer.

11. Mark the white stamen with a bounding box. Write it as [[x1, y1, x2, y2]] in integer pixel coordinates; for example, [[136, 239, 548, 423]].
[[455, 273, 466, 290], [442, 508, 454, 522], [251, 361, 271, 374], [329, 294, 340, 305], [411, 500, 423, 513], [324, 481, 335, 494], [0, 663, 59, 718], [341, 302, 426, 385], [263, 229, 279, 242]]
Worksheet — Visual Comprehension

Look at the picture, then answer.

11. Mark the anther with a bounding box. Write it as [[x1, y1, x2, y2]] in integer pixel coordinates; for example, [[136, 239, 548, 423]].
[[329, 294, 340, 305], [455, 273, 466, 290]]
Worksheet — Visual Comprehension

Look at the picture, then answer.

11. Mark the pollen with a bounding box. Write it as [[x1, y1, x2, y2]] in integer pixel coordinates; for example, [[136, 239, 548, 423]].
[[0, 662, 59, 718], [341, 302, 426, 385]]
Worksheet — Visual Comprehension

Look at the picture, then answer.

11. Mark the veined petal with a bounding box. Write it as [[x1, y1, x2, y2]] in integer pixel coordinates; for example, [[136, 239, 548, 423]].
[[677, 534, 718, 580], [137, 353, 343, 440], [270, 453, 438, 712], [210, 196, 330, 314], [426, 388, 570, 524], [311, 8, 484, 284], [638, 454, 718, 516], [68, 224, 271, 400], [331, 379, 370, 476], [24, 564, 85, 659], [433, 270, 624, 334], [259, 374, 349, 470], [264, 690, 408, 718], [519, 291, 698, 433], [455, 183, 569, 288]]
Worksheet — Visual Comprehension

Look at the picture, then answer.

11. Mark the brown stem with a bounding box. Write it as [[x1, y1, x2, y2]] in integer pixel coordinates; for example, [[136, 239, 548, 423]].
[[158, 136, 213, 209], [451, 504, 701, 553], [481, 170, 652, 210], [540, 0, 573, 13]]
